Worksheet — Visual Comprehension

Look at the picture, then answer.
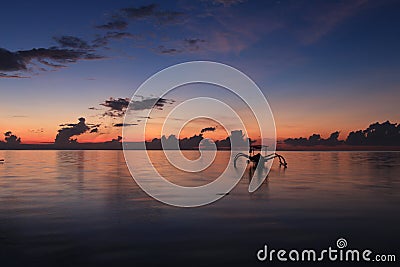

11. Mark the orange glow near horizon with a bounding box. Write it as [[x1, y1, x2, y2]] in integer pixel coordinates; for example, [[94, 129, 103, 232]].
[[1, 120, 391, 144]]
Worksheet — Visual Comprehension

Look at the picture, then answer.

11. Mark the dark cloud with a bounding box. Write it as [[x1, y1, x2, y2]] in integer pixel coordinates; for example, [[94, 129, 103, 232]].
[[55, 117, 98, 144], [59, 123, 78, 127], [157, 45, 182, 54], [53, 36, 91, 50], [0, 72, 29, 79], [105, 31, 134, 39], [92, 31, 135, 47], [184, 38, 206, 51], [0, 48, 26, 71], [0, 47, 103, 75], [155, 11, 186, 25], [100, 97, 174, 117], [100, 97, 130, 117], [121, 4, 158, 19], [115, 4, 185, 25], [200, 127, 216, 133], [92, 3, 189, 56], [96, 20, 128, 30], [207, 0, 246, 6], [113, 123, 138, 127], [156, 38, 206, 55], [87, 123, 101, 128], [129, 97, 174, 111]]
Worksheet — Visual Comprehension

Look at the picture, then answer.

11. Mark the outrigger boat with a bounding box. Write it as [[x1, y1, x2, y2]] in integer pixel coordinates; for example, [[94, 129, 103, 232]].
[[234, 145, 287, 169]]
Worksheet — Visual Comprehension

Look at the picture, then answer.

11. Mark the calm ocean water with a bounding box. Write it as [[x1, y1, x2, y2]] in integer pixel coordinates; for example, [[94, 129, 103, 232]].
[[0, 151, 399, 266]]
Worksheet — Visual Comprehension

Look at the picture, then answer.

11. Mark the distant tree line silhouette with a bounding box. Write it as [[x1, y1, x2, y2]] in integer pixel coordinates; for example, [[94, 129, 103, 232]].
[[284, 121, 400, 146], [2, 120, 399, 149], [284, 131, 343, 146], [0, 131, 21, 147], [146, 130, 251, 150]]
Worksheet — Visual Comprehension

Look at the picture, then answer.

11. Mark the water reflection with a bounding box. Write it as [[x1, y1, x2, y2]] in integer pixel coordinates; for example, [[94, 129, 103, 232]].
[[0, 151, 399, 266]]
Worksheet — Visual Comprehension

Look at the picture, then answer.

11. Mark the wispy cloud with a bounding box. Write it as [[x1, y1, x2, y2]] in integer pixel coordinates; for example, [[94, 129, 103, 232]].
[[92, 31, 136, 48], [129, 97, 174, 111], [296, 0, 368, 44], [0, 72, 29, 79], [119, 4, 186, 25], [121, 4, 158, 19], [200, 126, 216, 133], [95, 20, 128, 30], [113, 123, 138, 127], [53, 36, 92, 50], [204, 0, 246, 7]]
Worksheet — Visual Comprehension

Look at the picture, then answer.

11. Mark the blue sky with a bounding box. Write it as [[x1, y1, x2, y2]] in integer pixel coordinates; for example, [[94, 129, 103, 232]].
[[1, 0, 399, 143]]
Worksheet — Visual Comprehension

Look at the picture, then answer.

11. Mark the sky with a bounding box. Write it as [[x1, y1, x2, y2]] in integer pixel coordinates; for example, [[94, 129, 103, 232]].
[[1, 0, 399, 144]]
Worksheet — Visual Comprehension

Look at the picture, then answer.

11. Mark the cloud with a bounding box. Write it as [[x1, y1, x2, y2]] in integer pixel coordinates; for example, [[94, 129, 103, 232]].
[[92, 31, 136, 48], [297, 0, 368, 44], [96, 20, 128, 30], [113, 123, 138, 127], [1, 3, 187, 78], [156, 45, 182, 54], [55, 117, 98, 144], [129, 97, 174, 111], [0, 72, 29, 78], [11, 115, 28, 118], [97, 3, 186, 32], [0, 48, 26, 71], [155, 38, 206, 54], [53, 36, 91, 50], [184, 38, 206, 51], [29, 128, 44, 134], [100, 97, 130, 117], [206, 0, 246, 7], [120, 3, 186, 24], [200, 127, 216, 133], [155, 11, 186, 25], [121, 4, 158, 19], [99, 97, 174, 117], [0, 47, 103, 76]]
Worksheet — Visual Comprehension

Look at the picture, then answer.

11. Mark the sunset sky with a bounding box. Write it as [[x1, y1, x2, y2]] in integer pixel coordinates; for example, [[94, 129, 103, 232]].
[[1, 0, 399, 144]]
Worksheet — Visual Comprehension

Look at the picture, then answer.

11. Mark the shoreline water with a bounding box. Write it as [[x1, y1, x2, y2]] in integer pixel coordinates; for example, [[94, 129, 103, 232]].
[[1, 151, 399, 266]]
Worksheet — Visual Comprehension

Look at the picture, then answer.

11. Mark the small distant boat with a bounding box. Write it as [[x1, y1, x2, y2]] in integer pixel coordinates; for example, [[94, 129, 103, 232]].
[[0, 159, 4, 163]]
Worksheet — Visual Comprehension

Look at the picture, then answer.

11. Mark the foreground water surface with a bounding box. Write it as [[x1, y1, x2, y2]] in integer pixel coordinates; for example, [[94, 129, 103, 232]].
[[0, 151, 399, 266]]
